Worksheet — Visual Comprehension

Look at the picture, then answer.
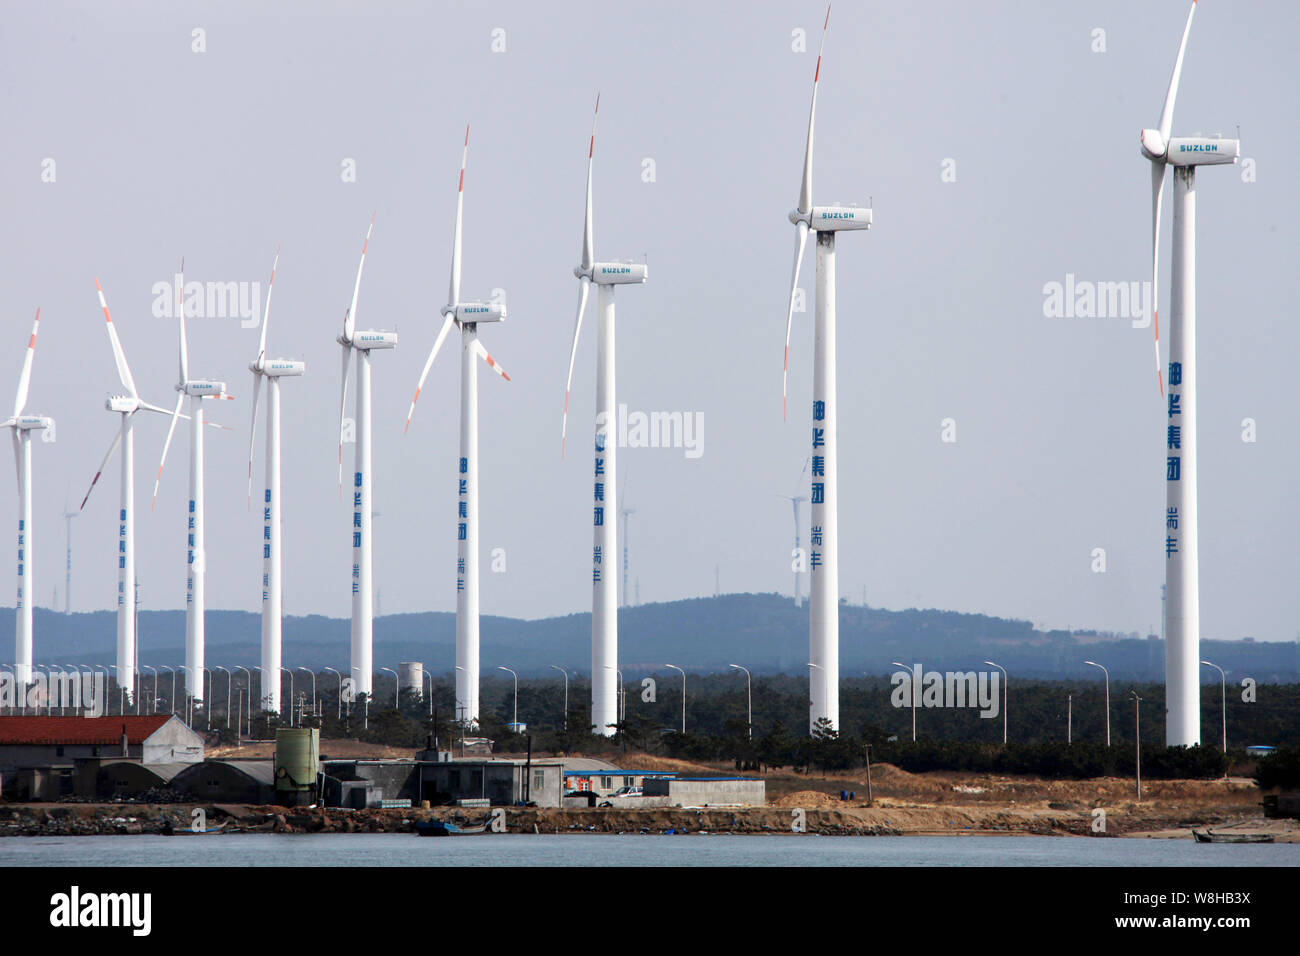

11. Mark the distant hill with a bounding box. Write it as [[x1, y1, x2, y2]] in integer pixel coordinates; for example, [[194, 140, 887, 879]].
[[8, 593, 1299, 681]]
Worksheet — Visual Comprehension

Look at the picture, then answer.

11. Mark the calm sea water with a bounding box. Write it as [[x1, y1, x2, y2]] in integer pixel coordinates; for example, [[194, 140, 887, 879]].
[[3, 833, 1297, 867]]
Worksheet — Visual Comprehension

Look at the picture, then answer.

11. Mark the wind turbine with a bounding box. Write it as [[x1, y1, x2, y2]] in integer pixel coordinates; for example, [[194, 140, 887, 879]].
[[403, 126, 511, 728], [5, 308, 52, 689], [247, 246, 304, 714], [337, 214, 397, 700], [153, 261, 234, 703], [776, 457, 811, 607], [560, 95, 648, 737], [1139, 0, 1239, 747], [62, 492, 77, 615], [780, 6, 871, 734], [81, 280, 188, 702]]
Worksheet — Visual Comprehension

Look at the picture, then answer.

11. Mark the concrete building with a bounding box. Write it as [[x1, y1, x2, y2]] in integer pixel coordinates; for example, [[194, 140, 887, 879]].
[[419, 757, 567, 808], [642, 777, 765, 807], [0, 715, 203, 800], [171, 760, 276, 804], [563, 767, 676, 796]]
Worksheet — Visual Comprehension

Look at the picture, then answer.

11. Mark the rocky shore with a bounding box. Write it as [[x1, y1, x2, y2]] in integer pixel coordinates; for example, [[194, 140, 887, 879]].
[[2, 800, 1287, 839]]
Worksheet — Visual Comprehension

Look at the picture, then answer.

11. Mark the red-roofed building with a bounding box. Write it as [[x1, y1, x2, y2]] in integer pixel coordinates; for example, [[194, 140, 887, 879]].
[[0, 715, 203, 800]]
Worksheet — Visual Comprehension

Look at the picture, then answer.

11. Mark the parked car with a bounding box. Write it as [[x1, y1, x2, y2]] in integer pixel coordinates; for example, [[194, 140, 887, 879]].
[[610, 785, 643, 798]]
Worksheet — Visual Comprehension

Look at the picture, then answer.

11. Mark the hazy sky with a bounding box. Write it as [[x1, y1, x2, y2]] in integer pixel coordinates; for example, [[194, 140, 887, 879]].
[[3, 1, 1297, 642]]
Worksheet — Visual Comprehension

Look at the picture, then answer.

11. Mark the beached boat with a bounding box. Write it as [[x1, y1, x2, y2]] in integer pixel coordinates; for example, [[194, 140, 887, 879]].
[[1192, 829, 1274, 844], [414, 819, 488, 837]]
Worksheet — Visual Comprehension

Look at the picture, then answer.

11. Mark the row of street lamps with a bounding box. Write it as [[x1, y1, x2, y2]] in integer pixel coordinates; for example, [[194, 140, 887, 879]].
[[1, 657, 1236, 752]]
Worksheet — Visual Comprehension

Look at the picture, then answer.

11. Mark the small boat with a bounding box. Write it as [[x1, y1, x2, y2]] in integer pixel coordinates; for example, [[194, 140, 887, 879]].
[[1192, 829, 1274, 844], [415, 819, 488, 837], [167, 823, 227, 836]]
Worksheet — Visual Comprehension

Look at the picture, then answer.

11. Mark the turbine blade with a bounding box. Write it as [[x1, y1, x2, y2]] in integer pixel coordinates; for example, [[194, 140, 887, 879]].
[[178, 259, 189, 384], [1150, 162, 1166, 397], [473, 339, 510, 382], [338, 343, 352, 495], [256, 245, 280, 365], [1158, 1, 1197, 144], [247, 372, 264, 508], [783, 220, 810, 420], [80, 426, 125, 510], [581, 94, 599, 271], [13, 307, 40, 419], [449, 125, 467, 308], [152, 394, 185, 509], [139, 401, 188, 418], [561, 277, 591, 457], [346, 213, 376, 342], [403, 313, 457, 434], [798, 6, 831, 214], [11, 430, 21, 497], [95, 279, 139, 398]]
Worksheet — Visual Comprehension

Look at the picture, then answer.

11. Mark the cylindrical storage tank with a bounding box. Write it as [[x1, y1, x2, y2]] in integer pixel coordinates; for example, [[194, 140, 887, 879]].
[[274, 727, 320, 793], [399, 661, 424, 700]]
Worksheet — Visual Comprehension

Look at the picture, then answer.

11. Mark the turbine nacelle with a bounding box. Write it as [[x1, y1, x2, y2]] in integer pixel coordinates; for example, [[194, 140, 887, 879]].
[[351, 330, 398, 351], [579, 261, 648, 285], [1166, 135, 1240, 166], [12, 415, 52, 431], [105, 395, 139, 414], [453, 301, 506, 324], [790, 204, 873, 232], [181, 380, 227, 398], [261, 358, 306, 377]]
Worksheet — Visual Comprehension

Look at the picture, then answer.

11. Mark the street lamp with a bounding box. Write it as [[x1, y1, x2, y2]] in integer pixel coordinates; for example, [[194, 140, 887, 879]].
[[664, 664, 686, 734], [615, 669, 626, 724], [891, 662, 916, 742], [379, 667, 399, 710], [1131, 691, 1143, 802], [202, 668, 214, 729], [421, 670, 433, 719], [1084, 660, 1110, 747], [233, 666, 252, 727], [984, 660, 1007, 745], [142, 665, 159, 716], [161, 665, 177, 715], [728, 664, 752, 739], [1200, 660, 1227, 754], [497, 666, 518, 730], [1067, 693, 1072, 745], [323, 667, 343, 720], [280, 667, 295, 726], [213, 666, 231, 728], [297, 668, 317, 719], [550, 665, 569, 731]]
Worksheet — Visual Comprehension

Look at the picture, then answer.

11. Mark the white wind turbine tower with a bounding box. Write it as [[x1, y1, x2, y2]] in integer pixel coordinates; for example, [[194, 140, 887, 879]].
[[404, 126, 512, 728], [337, 214, 397, 701], [560, 95, 648, 736], [776, 456, 811, 607], [1139, 0, 1239, 747], [62, 493, 77, 616], [5, 309, 53, 690], [153, 262, 234, 704], [247, 247, 304, 714], [618, 467, 633, 609], [780, 6, 871, 734], [81, 280, 189, 702]]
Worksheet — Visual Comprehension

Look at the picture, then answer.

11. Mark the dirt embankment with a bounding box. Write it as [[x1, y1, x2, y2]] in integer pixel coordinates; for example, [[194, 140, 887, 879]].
[[3, 798, 1292, 840]]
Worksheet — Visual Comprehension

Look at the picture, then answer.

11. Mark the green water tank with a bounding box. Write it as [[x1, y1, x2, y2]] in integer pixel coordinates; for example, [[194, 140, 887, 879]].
[[275, 728, 319, 791]]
